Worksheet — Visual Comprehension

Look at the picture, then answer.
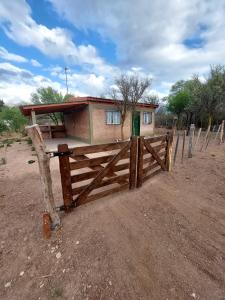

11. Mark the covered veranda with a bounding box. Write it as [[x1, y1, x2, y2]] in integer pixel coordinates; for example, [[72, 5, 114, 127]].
[[20, 101, 89, 152]]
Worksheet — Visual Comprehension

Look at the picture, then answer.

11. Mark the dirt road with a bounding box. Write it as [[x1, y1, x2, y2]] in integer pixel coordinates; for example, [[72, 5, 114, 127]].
[[0, 139, 225, 299]]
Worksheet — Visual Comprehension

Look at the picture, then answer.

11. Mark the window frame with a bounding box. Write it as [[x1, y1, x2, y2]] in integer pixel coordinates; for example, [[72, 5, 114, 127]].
[[143, 111, 152, 125], [105, 110, 121, 125]]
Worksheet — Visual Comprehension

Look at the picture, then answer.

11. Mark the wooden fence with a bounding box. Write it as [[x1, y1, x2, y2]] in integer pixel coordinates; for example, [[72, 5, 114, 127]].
[[57, 133, 173, 211]]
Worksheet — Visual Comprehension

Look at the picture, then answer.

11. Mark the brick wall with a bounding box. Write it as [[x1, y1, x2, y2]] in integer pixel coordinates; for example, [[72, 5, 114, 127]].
[[64, 106, 90, 142], [91, 104, 131, 143], [139, 108, 155, 136]]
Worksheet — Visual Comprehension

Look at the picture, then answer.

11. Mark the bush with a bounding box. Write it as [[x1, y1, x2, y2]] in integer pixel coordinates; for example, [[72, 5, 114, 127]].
[[0, 106, 27, 133]]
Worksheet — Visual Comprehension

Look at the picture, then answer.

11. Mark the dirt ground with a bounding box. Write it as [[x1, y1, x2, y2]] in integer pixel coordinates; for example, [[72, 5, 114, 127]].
[[1, 136, 225, 300]]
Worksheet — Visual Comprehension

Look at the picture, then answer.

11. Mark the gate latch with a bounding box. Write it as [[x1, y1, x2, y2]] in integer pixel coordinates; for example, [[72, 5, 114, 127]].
[[49, 151, 73, 157]]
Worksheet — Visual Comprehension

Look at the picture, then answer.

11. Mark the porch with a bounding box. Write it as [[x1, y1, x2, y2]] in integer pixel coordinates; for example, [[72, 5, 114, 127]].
[[44, 137, 89, 152]]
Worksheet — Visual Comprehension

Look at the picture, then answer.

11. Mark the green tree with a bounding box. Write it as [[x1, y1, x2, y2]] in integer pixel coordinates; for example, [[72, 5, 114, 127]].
[[0, 106, 27, 132], [167, 91, 190, 127], [31, 87, 73, 124]]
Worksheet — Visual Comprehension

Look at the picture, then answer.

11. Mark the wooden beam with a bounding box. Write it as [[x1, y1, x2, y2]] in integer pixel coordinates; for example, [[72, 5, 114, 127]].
[[129, 136, 138, 190], [31, 110, 37, 125], [165, 132, 173, 171], [137, 136, 144, 188], [26, 125, 60, 228], [58, 144, 73, 211]]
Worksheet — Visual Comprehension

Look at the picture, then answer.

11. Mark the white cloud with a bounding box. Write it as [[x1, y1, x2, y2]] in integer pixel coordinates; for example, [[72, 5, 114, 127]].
[[0, 46, 27, 63], [0, 62, 63, 105], [49, 0, 225, 88], [0, 0, 103, 66], [31, 59, 42, 67]]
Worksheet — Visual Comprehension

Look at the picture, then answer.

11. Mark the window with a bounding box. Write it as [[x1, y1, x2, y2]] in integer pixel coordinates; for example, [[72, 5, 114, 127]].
[[143, 112, 152, 124], [106, 111, 121, 125]]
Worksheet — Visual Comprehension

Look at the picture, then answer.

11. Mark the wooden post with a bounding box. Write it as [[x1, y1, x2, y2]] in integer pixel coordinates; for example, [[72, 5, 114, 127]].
[[129, 136, 138, 190], [173, 133, 180, 165], [220, 120, 224, 144], [31, 110, 37, 125], [200, 125, 210, 151], [26, 125, 60, 228], [166, 132, 173, 171], [214, 124, 221, 143], [137, 136, 144, 188], [194, 128, 202, 150], [188, 124, 195, 158], [181, 130, 186, 163], [43, 213, 52, 239], [58, 144, 73, 210]]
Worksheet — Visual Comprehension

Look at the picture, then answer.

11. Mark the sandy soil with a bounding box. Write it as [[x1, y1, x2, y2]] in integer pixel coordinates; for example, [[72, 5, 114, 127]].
[[0, 137, 225, 300]]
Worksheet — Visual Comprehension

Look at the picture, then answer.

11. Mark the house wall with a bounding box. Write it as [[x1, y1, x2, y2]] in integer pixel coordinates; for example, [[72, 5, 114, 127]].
[[138, 107, 155, 136], [63, 106, 90, 143], [90, 103, 132, 144]]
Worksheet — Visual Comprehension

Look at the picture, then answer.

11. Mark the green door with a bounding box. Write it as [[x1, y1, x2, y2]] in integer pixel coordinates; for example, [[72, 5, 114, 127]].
[[132, 111, 140, 136]]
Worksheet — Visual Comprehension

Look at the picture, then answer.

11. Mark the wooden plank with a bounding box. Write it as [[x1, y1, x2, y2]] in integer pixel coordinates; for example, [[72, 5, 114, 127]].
[[75, 183, 129, 206], [70, 152, 130, 170], [144, 135, 167, 143], [143, 142, 167, 155], [129, 136, 138, 190], [137, 136, 144, 188], [72, 173, 129, 195], [70, 141, 129, 156], [144, 139, 166, 171], [71, 162, 129, 183], [58, 144, 73, 211], [143, 161, 159, 175], [143, 168, 162, 183], [143, 151, 166, 165], [75, 142, 131, 205]]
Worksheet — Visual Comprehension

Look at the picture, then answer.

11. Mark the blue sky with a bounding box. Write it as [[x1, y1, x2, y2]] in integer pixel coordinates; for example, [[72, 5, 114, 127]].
[[0, 0, 225, 104]]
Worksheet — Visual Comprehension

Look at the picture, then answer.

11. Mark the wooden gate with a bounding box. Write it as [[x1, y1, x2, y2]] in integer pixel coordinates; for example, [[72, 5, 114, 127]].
[[137, 134, 173, 188], [57, 134, 172, 211], [58, 137, 138, 210]]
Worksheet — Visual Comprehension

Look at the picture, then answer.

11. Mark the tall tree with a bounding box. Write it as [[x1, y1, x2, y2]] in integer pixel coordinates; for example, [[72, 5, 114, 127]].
[[167, 91, 190, 127], [31, 87, 73, 125], [112, 74, 151, 139]]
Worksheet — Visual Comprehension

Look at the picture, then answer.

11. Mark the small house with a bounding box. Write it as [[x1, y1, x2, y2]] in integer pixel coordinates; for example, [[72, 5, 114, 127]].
[[21, 97, 158, 144]]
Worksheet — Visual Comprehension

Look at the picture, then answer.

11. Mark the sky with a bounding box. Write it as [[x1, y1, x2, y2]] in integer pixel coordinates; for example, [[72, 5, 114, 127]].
[[0, 0, 225, 105]]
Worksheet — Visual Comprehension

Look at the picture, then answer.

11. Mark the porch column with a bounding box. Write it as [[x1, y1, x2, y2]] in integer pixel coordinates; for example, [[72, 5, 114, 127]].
[[31, 110, 37, 125]]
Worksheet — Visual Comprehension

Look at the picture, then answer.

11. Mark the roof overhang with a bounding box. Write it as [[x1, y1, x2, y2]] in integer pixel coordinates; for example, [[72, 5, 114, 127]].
[[20, 101, 88, 116]]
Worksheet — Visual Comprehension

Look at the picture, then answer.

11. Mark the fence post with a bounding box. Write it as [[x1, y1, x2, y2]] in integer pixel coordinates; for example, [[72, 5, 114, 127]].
[[188, 124, 195, 158], [137, 136, 144, 188], [220, 120, 224, 144], [58, 144, 73, 211], [26, 125, 60, 229], [129, 136, 138, 190], [166, 132, 173, 171]]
